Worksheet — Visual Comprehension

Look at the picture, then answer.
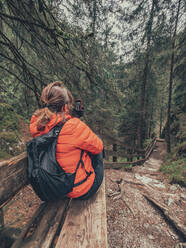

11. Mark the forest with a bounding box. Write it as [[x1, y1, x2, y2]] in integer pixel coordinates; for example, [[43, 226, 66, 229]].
[[0, 0, 185, 185]]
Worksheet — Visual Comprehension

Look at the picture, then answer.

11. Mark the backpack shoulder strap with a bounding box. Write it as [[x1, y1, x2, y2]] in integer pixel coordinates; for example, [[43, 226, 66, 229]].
[[53, 118, 70, 136], [75, 150, 85, 173], [73, 150, 93, 187]]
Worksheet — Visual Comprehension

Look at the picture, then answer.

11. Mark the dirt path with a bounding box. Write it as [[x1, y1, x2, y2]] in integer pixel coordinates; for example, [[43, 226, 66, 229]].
[[105, 141, 186, 248]]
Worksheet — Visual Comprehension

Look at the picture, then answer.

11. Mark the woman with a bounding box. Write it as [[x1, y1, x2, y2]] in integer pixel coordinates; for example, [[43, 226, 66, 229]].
[[29, 81, 104, 199]]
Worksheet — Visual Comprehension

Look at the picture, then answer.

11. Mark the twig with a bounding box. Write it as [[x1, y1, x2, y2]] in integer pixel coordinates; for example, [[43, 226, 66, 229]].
[[108, 191, 120, 198], [123, 179, 144, 186]]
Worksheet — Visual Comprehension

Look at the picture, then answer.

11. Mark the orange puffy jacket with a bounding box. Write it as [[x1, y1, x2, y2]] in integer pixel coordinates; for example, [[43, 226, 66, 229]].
[[29, 113, 103, 198]]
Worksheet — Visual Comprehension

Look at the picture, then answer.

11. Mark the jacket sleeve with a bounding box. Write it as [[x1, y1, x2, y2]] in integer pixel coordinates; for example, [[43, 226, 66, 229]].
[[75, 119, 103, 154]]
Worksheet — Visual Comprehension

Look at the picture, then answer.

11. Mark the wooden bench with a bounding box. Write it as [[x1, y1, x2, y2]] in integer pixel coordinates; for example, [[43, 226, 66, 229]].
[[0, 153, 107, 248]]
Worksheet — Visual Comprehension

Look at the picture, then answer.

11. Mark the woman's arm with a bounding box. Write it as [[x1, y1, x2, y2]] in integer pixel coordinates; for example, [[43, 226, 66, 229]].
[[75, 119, 103, 154]]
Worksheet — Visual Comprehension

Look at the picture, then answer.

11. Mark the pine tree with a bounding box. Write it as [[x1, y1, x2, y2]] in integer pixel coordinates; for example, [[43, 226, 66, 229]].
[[166, 0, 184, 153]]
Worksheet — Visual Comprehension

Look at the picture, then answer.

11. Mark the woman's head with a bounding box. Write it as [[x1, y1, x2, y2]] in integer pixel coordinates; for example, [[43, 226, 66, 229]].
[[35, 81, 73, 131], [41, 81, 73, 111]]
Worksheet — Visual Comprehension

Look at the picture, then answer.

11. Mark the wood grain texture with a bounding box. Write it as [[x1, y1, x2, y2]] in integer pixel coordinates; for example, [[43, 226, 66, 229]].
[[56, 178, 108, 248], [11, 199, 70, 248], [0, 208, 4, 230], [0, 152, 28, 206]]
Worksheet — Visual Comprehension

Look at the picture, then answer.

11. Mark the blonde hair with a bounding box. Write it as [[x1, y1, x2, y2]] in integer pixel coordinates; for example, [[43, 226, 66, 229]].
[[34, 81, 74, 131]]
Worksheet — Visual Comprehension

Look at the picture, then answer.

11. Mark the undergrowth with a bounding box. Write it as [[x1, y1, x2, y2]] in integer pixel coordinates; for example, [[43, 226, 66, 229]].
[[160, 110, 186, 187], [0, 102, 26, 159], [160, 156, 186, 187]]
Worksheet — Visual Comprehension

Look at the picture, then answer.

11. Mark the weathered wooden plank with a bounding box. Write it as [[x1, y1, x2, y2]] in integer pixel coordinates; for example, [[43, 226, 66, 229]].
[[11, 199, 70, 248], [40, 199, 71, 248], [104, 150, 144, 157], [104, 138, 157, 169], [105, 138, 157, 162], [156, 138, 165, 142], [104, 159, 145, 169], [145, 138, 157, 159], [0, 153, 28, 206], [56, 179, 108, 248]]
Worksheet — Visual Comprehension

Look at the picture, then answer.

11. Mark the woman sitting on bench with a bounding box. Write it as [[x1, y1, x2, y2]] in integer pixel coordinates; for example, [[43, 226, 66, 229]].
[[29, 81, 104, 200]]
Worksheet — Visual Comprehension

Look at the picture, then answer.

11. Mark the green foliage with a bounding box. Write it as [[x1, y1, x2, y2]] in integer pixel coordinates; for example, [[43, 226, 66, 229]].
[[143, 138, 153, 148], [0, 130, 24, 158], [175, 141, 186, 156], [170, 113, 186, 157], [0, 150, 12, 160], [0, 0, 122, 138], [0, 103, 26, 158], [0, 103, 24, 131], [0, 131, 18, 143], [160, 157, 186, 186], [161, 101, 186, 187]]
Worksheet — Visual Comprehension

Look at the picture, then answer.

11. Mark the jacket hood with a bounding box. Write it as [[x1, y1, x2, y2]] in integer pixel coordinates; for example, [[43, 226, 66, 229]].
[[30, 113, 71, 138]]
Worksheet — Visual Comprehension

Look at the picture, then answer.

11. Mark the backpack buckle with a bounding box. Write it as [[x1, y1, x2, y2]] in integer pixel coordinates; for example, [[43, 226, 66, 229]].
[[55, 129, 60, 136]]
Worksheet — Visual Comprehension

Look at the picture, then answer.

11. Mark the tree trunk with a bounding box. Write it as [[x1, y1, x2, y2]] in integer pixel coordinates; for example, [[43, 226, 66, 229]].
[[113, 144, 117, 162], [166, 0, 181, 153], [137, 0, 155, 149], [159, 106, 163, 138], [148, 107, 153, 138], [92, 0, 97, 35]]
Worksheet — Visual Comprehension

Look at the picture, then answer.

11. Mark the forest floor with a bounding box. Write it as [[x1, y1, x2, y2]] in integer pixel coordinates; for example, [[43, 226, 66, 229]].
[[106, 141, 186, 248], [2, 141, 186, 248]]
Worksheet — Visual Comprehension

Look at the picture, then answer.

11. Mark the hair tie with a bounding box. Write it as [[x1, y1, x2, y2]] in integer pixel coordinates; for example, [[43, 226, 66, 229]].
[[42, 103, 51, 108]]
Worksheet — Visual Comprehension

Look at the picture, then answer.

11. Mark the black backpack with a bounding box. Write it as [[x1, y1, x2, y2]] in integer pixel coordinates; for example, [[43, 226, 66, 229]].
[[26, 121, 85, 201]]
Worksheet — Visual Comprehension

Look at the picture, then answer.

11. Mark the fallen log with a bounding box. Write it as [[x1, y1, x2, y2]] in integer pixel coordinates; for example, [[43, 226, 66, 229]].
[[144, 194, 186, 241]]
